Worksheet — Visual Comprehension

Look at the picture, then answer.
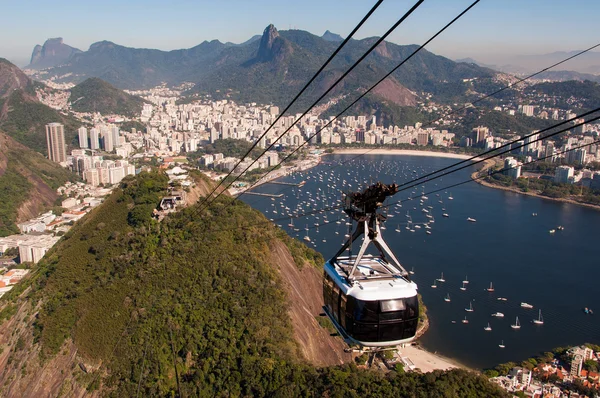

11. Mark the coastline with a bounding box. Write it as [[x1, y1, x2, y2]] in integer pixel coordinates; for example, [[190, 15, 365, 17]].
[[332, 148, 478, 160], [472, 159, 600, 212], [329, 148, 600, 212], [400, 298, 470, 372], [399, 344, 469, 372]]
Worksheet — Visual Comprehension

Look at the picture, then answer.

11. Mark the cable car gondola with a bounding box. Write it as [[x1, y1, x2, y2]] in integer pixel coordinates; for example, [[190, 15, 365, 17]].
[[323, 182, 419, 348]]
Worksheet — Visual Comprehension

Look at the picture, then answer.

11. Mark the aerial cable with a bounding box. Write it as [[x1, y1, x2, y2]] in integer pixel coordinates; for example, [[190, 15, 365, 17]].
[[195, 0, 426, 214], [200, 136, 600, 236], [392, 110, 600, 195], [388, 137, 600, 209], [204, 0, 480, 215], [242, 41, 600, 201], [194, 0, 388, 213], [200, 113, 600, 233]]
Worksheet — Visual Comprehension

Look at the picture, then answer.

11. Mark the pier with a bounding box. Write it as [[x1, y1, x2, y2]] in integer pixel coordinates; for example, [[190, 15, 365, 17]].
[[264, 180, 305, 187], [242, 192, 284, 198]]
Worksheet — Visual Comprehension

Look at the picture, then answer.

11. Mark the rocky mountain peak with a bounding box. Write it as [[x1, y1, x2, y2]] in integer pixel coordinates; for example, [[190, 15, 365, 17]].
[[256, 24, 289, 62], [27, 37, 81, 70], [322, 30, 343, 42]]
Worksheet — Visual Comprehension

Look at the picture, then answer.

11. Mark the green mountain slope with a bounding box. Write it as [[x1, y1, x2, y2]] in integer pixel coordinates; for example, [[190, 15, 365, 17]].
[[69, 77, 147, 116], [0, 132, 77, 236], [525, 80, 600, 110], [0, 59, 81, 154], [0, 172, 507, 397]]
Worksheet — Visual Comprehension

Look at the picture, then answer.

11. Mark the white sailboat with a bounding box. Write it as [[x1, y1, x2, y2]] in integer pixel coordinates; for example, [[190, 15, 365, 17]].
[[533, 310, 544, 325], [463, 275, 469, 284], [511, 316, 521, 329], [303, 225, 310, 242], [437, 272, 445, 283], [465, 301, 474, 312], [444, 293, 451, 302], [487, 282, 495, 292], [431, 280, 438, 289], [499, 340, 505, 348], [484, 322, 492, 331], [460, 282, 467, 291]]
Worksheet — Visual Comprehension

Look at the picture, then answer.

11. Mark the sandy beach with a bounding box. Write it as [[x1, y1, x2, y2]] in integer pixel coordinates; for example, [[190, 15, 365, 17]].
[[332, 148, 477, 160], [398, 344, 466, 372]]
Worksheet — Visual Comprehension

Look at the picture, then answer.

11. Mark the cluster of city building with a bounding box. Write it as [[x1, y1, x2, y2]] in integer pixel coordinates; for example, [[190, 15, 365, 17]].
[[46, 122, 137, 186], [0, 182, 110, 270], [0, 269, 30, 299], [492, 345, 599, 397], [199, 151, 279, 174]]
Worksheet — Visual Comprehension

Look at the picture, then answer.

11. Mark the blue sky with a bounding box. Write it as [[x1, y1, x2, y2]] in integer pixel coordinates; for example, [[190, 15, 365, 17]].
[[1, 0, 598, 66]]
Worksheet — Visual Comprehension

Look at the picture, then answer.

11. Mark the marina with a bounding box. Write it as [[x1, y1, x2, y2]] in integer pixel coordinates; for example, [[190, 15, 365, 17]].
[[242, 153, 600, 369]]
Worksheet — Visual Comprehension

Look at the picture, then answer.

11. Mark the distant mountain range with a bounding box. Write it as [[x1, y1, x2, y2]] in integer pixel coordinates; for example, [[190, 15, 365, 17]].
[[456, 50, 600, 76], [25, 25, 495, 121]]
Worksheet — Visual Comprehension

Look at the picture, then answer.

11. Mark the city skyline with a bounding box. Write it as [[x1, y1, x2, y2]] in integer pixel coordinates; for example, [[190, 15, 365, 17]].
[[2, 0, 599, 68]]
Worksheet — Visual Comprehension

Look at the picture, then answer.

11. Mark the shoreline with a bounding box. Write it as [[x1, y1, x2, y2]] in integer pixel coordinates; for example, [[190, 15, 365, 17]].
[[331, 148, 600, 212], [472, 159, 600, 212], [399, 343, 470, 372], [331, 148, 479, 160]]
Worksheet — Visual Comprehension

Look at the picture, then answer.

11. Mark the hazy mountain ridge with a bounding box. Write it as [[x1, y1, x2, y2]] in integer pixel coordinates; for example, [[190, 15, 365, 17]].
[[27, 38, 82, 70], [27, 26, 494, 109]]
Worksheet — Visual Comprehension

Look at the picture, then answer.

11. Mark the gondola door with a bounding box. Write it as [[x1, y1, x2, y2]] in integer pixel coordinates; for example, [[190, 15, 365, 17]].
[[339, 293, 347, 329], [332, 285, 340, 322]]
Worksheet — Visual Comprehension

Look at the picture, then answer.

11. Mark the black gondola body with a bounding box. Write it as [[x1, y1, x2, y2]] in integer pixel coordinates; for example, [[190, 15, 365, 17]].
[[323, 183, 419, 347]]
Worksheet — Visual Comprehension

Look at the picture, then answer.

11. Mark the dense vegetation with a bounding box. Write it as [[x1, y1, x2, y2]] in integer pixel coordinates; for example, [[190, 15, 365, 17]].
[[525, 80, 600, 110], [322, 95, 425, 128], [487, 173, 600, 205], [0, 166, 32, 236], [0, 133, 77, 236], [69, 77, 147, 117], [454, 108, 555, 137], [0, 90, 81, 154], [3, 171, 507, 396]]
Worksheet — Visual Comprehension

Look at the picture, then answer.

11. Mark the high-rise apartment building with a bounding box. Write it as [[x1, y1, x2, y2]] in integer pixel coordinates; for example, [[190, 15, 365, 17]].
[[90, 128, 100, 150], [45, 123, 67, 163], [78, 127, 88, 148]]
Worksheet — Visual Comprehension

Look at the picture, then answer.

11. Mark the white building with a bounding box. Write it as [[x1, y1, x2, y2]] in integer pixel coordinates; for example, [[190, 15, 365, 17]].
[[78, 127, 88, 148], [554, 165, 574, 184], [18, 235, 60, 264], [521, 105, 535, 117], [504, 157, 522, 179]]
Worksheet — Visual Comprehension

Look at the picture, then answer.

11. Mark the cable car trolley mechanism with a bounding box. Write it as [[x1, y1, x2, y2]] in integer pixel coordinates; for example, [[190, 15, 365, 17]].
[[323, 182, 419, 348]]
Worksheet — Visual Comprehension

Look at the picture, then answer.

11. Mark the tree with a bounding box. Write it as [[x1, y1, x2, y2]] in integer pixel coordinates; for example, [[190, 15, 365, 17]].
[[583, 359, 598, 372]]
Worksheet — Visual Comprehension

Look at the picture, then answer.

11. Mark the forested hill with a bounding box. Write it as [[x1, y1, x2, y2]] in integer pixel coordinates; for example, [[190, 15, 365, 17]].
[[69, 77, 147, 117], [525, 80, 600, 110], [0, 171, 507, 397], [0, 132, 77, 236], [0, 58, 80, 153]]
